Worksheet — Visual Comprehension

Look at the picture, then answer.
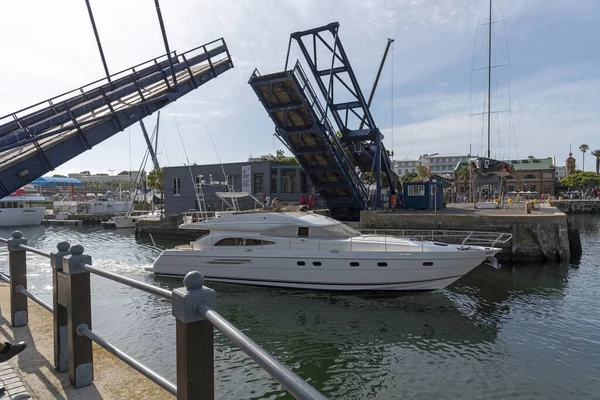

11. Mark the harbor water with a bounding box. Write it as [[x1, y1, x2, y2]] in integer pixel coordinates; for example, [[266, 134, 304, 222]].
[[1, 215, 599, 399]]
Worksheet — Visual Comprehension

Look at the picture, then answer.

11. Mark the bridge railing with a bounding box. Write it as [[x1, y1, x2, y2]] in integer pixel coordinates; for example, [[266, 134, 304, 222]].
[[0, 231, 326, 400]]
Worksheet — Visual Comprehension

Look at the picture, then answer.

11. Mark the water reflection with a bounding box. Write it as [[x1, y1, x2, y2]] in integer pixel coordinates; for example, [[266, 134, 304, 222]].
[[1, 221, 599, 399]]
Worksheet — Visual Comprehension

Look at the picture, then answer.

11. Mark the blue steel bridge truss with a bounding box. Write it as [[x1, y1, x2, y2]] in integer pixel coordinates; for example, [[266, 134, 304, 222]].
[[249, 22, 397, 219], [0, 38, 233, 198]]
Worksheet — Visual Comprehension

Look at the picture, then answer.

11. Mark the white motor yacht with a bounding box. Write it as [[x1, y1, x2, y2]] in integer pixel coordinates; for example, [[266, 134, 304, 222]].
[[151, 208, 502, 291], [0, 187, 46, 227]]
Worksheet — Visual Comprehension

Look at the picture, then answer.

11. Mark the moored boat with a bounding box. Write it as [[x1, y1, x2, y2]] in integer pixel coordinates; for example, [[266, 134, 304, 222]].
[[151, 208, 502, 291]]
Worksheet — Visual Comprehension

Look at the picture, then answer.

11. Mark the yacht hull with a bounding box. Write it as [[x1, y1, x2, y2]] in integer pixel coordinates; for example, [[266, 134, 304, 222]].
[[0, 207, 45, 227], [152, 248, 497, 291]]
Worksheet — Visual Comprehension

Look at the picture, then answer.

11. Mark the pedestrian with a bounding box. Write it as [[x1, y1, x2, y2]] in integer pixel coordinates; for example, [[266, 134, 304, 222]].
[[270, 198, 279, 208], [300, 194, 306, 206], [308, 195, 315, 210], [389, 191, 397, 209], [265, 195, 271, 207], [262, 200, 268, 210]]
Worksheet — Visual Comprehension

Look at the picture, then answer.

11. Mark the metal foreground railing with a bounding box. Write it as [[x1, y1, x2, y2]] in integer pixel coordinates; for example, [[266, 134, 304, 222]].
[[0, 231, 327, 400]]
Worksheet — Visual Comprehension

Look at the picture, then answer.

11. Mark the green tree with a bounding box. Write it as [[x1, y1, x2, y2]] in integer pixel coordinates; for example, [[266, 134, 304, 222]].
[[579, 144, 589, 171], [80, 171, 91, 176], [455, 165, 471, 183], [147, 168, 164, 191], [52, 174, 66, 178], [591, 149, 600, 174], [147, 168, 164, 218], [273, 149, 298, 164], [415, 165, 429, 179], [94, 173, 109, 176], [560, 171, 600, 191], [401, 172, 418, 183], [118, 170, 130, 176]]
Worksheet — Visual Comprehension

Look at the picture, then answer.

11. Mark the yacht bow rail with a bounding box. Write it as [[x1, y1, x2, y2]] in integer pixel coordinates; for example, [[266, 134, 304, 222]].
[[0, 231, 327, 400]]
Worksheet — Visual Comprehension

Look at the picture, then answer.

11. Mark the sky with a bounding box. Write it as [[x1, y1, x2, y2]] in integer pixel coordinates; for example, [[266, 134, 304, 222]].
[[1, 0, 599, 175]]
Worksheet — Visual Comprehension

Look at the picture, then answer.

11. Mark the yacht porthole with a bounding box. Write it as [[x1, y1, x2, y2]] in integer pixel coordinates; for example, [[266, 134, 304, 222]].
[[297, 261, 306, 266], [377, 262, 388, 267], [423, 262, 434, 266], [350, 262, 359, 267], [313, 261, 322, 266]]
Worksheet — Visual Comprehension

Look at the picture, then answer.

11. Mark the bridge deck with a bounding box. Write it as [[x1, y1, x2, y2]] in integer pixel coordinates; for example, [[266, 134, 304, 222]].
[[249, 63, 367, 218], [0, 39, 233, 197]]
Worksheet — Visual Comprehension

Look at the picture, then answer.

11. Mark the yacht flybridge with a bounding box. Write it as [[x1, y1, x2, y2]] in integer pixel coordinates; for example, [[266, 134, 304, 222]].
[[151, 208, 504, 291]]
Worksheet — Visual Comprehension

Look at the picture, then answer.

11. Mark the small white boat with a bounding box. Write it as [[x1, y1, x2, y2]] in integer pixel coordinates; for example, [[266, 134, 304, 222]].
[[151, 209, 502, 292], [0, 188, 46, 227], [112, 215, 136, 229]]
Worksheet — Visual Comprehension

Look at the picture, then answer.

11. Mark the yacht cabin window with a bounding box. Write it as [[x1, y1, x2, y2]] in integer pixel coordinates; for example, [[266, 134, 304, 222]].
[[214, 238, 275, 246], [298, 227, 309, 237]]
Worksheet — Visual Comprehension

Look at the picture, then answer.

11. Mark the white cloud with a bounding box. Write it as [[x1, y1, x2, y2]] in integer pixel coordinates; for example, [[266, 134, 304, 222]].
[[0, 0, 598, 174]]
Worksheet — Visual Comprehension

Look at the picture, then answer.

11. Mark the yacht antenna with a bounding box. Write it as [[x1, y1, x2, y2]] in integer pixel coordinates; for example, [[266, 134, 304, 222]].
[[173, 117, 208, 219]]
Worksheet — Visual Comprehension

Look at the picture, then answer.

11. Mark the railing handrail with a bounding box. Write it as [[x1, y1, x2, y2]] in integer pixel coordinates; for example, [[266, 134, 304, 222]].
[[77, 324, 177, 395], [0, 37, 226, 123], [0, 234, 328, 399]]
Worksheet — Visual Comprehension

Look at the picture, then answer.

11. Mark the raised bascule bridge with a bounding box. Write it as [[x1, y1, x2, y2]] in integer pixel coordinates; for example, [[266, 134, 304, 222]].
[[249, 22, 398, 220], [0, 2, 233, 198]]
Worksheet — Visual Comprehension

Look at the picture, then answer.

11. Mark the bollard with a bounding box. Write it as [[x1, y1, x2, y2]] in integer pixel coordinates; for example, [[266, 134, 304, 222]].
[[62, 244, 94, 388], [8, 231, 28, 327], [172, 271, 217, 400], [51, 241, 71, 372]]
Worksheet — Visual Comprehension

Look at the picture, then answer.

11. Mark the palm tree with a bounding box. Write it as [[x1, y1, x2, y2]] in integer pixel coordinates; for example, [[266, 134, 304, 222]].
[[591, 149, 600, 174], [579, 144, 589, 171]]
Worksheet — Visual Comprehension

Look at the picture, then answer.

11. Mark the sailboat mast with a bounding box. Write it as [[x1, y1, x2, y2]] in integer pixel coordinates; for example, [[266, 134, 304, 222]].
[[487, 0, 492, 158]]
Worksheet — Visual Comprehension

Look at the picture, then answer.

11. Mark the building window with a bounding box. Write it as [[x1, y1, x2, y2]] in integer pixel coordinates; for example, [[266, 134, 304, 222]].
[[271, 169, 278, 194], [172, 177, 180, 195], [408, 185, 425, 196], [524, 174, 536, 180], [281, 170, 297, 194], [253, 173, 264, 195]]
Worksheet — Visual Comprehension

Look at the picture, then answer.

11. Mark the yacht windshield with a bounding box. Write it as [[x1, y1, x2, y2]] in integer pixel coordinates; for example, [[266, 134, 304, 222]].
[[320, 223, 361, 237]]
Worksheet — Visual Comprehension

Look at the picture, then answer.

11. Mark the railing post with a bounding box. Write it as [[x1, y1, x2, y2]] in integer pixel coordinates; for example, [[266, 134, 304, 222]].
[[8, 231, 28, 327], [62, 244, 93, 388], [172, 271, 217, 400], [51, 241, 71, 372]]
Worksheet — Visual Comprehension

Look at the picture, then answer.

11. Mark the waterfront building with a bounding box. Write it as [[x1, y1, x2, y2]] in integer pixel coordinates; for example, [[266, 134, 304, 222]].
[[555, 166, 568, 181], [504, 157, 556, 195], [392, 159, 420, 176], [163, 160, 313, 215], [68, 171, 146, 184], [419, 153, 471, 176]]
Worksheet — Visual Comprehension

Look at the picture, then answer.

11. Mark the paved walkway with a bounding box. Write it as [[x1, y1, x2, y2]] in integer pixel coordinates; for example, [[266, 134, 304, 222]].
[[0, 361, 30, 399], [0, 283, 174, 399]]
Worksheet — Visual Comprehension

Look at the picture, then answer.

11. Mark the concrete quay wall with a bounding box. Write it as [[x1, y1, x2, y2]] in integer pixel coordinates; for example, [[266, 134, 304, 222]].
[[553, 199, 599, 214], [359, 210, 571, 262]]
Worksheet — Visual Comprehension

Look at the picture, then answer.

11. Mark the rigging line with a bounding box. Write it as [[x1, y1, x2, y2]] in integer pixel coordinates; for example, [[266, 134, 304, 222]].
[[204, 124, 232, 192], [497, 0, 518, 160], [405, 2, 479, 160], [84, 0, 111, 81], [154, 0, 177, 89], [128, 127, 131, 177], [173, 116, 206, 216], [391, 40, 395, 160]]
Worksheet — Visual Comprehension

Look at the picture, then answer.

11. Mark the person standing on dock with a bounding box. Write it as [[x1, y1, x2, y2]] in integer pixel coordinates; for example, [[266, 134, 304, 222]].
[[308, 195, 315, 210], [300, 194, 306, 206]]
